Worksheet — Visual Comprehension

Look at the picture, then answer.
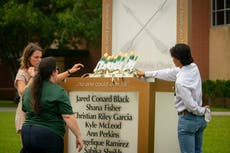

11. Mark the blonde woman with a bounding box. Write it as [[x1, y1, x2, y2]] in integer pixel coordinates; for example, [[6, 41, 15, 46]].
[[15, 43, 83, 152]]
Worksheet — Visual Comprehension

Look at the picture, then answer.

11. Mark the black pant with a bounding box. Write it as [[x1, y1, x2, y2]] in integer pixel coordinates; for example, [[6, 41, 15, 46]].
[[21, 125, 64, 153]]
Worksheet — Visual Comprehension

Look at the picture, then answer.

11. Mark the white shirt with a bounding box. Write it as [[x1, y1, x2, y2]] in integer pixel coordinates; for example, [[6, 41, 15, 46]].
[[145, 63, 205, 115]]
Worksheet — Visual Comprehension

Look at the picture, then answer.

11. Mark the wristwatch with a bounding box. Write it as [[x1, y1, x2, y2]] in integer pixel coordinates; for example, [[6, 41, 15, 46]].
[[67, 69, 71, 75]]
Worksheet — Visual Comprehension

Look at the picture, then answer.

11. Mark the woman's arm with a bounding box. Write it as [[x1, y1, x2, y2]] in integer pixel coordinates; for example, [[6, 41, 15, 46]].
[[15, 67, 35, 96], [137, 68, 179, 82], [16, 80, 27, 97], [57, 63, 84, 82], [177, 84, 206, 115], [62, 114, 83, 152]]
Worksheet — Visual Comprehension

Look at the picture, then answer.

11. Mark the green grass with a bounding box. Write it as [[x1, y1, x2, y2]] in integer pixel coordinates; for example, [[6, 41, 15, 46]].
[[0, 112, 21, 153], [210, 107, 230, 112], [0, 100, 17, 107], [0, 111, 229, 153], [203, 116, 230, 153]]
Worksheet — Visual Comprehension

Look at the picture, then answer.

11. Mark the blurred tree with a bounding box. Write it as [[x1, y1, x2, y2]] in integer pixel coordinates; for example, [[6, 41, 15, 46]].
[[0, 0, 102, 78]]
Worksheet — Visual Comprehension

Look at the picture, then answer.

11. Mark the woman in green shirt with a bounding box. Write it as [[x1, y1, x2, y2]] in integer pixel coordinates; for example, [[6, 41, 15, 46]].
[[22, 57, 83, 153]]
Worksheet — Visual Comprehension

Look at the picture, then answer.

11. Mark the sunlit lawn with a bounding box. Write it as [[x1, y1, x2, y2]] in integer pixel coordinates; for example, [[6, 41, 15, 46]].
[[0, 100, 230, 153], [0, 112, 229, 153]]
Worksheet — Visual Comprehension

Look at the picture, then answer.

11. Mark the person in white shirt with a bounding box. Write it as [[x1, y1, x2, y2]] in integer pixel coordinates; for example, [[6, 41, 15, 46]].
[[138, 43, 209, 153]]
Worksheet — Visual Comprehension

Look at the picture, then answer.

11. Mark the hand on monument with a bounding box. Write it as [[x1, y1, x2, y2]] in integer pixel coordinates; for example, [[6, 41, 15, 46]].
[[136, 69, 145, 78]]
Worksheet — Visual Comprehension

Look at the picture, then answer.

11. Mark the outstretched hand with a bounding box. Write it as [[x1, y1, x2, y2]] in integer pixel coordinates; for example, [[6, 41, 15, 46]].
[[69, 63, 84, 74]]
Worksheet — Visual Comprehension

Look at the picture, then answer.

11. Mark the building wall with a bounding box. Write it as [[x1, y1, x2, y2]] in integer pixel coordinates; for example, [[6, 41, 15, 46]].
[[192, 0, 230, 80], [191, 0, 210, 80], [0, 63, 17, 100], [209, 26, 230, 80]]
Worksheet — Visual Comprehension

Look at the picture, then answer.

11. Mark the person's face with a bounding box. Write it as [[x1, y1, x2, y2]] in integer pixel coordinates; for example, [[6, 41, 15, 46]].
[[172, 57, 182, 68], [29, 50, 42, 67]]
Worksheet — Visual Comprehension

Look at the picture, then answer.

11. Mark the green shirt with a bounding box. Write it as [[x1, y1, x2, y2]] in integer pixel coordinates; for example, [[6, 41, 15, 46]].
[[22, 80, 74, 138]]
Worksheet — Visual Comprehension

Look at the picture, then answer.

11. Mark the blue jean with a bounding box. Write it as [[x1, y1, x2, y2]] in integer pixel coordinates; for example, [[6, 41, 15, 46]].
[[21, 125, 64, 153], [178, 113, 207, 153]]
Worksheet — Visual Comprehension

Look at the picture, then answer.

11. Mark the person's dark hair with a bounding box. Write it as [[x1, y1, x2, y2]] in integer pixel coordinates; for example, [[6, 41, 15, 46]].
[[170, 43, 194, 66], [30, 57, 57, 113], [20, 43, 43, 69]]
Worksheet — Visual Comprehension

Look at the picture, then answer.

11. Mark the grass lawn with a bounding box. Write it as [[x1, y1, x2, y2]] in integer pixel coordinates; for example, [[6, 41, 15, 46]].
[[0, 100, 17, 107], [210, 107, 230, 112], [203, 116, 230, 153], [0, 112, 21, 153], [0, 100, 229, 152], [0, 111, 229, 153]]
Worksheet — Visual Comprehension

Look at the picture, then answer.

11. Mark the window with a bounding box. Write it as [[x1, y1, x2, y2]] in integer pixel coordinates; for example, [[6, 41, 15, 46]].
[[212, 0, 230, 26]]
